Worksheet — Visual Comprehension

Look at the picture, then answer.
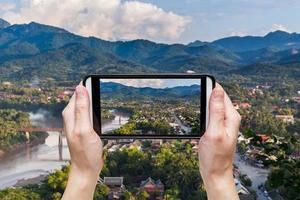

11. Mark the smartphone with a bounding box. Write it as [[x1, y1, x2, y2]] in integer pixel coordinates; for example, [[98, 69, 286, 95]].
[[83, 74, 215, 139]]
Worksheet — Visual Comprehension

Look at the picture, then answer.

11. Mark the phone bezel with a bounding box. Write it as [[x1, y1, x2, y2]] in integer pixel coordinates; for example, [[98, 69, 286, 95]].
[[83, 74, 215, 139]]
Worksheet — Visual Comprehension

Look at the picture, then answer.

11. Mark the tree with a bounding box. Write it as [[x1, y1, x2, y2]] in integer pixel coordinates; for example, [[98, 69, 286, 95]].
[[241, 108, 288, 136], [94, 184, 109, 200], [153, 143, 202, 199], [266, 158, 300, 200], [164, 187, 180, 200], [123, 190, 135, 200], [136, 191, 149, 200], [0, 188, 40, 200]]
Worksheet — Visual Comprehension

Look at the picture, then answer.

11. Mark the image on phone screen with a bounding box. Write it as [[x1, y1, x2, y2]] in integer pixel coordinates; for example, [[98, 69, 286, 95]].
[[99, 78, 201, 136]]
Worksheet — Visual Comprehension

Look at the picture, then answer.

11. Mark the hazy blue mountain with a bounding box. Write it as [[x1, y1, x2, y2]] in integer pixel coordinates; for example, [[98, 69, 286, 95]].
[[278, 49, 300, 63], [100, 81, 200, 100], [0, 18, 10, 29], [0, 19, 299, 83], [0, 43, 156, 82], [0, 21, 241, 74], [188, 40, 208, 47], [212, 31, 300, 52], [229, 62, 300, 81], [236, 47, 300, 64]]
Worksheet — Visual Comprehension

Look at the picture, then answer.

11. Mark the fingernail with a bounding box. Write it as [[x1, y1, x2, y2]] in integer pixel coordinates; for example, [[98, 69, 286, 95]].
[[212, 89, 224, 100], [76, 86, 85, 98]]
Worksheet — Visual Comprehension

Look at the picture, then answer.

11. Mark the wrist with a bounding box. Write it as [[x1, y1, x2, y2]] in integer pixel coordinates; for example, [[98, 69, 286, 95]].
[[71, 164, 100, 178], [202, 169, 239, 200], [69, 165, 100, 186], [62, 166, 100, 200]]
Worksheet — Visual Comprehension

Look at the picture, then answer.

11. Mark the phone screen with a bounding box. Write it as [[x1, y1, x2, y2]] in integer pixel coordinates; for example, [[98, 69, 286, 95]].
[[99, 78, 201, 136]]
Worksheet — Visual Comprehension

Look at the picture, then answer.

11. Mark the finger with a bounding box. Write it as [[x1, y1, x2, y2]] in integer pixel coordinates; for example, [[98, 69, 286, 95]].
[[207, 83, 225, 134], [217, 84, 236, 119], [62, 92, 76, 135], [224, 92, 241, 138], [74, 85, 92, 134]]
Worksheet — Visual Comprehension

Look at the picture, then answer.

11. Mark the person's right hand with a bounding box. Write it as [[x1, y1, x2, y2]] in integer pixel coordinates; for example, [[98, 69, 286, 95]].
[[198, 83, 241, 200]]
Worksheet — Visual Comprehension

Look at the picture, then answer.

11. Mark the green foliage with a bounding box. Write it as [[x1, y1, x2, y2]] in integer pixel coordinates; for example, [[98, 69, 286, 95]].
[[266, 158, 300, 200], [122, 190, 135, 200], [0, 188, 40, 200], [105, 142, 205, 200], [0, 109, 31, 149], [14, 165, 108, 200], [164, 187, 180, 200], [136, 120, 171, 135], [242, 107, 288, 136], [27, 165, 71, 200], [105, 147, 152, 185], [136, 191, 149, 200], [114, 122, 137, 135], [94, 184, 109, 200]]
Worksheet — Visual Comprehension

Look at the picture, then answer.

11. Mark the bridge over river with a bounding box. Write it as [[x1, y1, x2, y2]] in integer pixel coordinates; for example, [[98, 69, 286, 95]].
[[17, 127, 65, 161], [0, 110, 129, 189]]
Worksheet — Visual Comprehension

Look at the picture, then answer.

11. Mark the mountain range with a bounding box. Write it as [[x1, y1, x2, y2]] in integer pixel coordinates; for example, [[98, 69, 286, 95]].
[[100, 81, 200, 100], [0, 18, 299, 84]]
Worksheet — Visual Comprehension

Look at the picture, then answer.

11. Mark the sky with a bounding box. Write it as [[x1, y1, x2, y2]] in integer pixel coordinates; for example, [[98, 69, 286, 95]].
[[0, 0, 299, 43], [101, 79, 200, 88]]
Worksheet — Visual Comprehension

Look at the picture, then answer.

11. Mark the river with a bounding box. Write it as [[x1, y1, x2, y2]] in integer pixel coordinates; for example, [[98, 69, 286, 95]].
[[0, 109, 129, 189]]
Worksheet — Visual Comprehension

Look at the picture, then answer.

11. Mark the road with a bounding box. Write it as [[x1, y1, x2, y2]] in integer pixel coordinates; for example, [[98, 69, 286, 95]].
[[173, 114, 192, 134], [235, 153, 270, 200]]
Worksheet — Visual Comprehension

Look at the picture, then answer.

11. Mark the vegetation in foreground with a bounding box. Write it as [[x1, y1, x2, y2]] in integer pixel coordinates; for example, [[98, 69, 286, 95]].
[[0, 142, 206, 200]]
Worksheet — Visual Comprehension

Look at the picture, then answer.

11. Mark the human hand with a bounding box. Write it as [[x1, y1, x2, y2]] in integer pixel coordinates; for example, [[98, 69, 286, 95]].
[[198, 83, 240, 200], [62, 83, 103, 200]]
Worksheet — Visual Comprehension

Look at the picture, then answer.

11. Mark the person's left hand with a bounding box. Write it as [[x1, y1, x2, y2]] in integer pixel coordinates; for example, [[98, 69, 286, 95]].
[[62, 83, 103, 200]]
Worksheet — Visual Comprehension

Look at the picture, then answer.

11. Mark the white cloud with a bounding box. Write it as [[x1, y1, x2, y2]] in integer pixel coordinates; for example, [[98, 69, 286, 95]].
[[102, 79, 164, 88], [291, 49, 298, 55], [0, 2, 16, 11], [270, 23, 291, 33], [1, 0, 191, 42]]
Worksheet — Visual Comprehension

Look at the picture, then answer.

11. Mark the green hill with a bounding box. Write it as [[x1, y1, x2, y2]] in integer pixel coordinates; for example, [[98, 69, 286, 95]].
[[0, 19, 299, 84]]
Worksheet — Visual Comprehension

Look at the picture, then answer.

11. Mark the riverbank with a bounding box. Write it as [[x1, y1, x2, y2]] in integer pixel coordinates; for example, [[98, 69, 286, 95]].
[[0, 131, 70, 189], [0, 110, 128, 190], [14, 174, 47, 187], [0, 133, 48, 160]]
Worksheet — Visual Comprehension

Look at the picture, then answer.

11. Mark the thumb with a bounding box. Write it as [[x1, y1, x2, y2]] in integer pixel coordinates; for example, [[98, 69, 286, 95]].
[[74, 85, 92, 134], [207, 86, 225, 134]]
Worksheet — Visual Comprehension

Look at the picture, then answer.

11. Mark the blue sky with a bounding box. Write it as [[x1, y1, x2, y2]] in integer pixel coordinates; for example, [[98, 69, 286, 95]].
[[0, 0, 299, 43], [139, 0, 300, 42]]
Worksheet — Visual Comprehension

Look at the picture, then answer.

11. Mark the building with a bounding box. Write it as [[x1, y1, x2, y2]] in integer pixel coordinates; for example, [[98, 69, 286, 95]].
[[151, 139, 163, 150], [240, 102, 252, 109], [100, 177, 125, 200], [140, 177, 164, 199], [275, 115, 295, 124], [237, 133, 251, 144], [292, 96, 300, 104], [289, 151, 300, 159], [2, 81, 13, 86], [129, 140, 142, 150], [233, 102, 240, 110], [257, 134, 271, 143]]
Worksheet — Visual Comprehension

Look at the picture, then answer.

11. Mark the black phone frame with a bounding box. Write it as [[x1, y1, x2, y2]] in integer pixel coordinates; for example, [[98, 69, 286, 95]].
[[83, 74, 215, 139]]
